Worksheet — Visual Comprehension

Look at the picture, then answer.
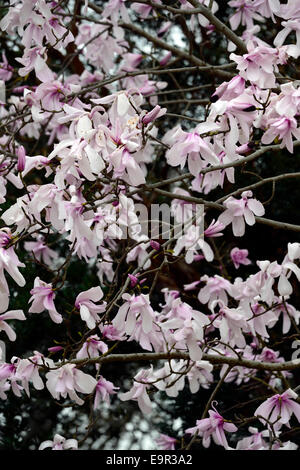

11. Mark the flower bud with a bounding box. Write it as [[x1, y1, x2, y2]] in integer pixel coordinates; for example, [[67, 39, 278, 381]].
[[150, 240, 160, 251], [17, 145, 26, 172]]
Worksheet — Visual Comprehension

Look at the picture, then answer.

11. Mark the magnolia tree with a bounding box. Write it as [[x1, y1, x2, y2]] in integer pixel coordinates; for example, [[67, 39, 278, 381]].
[[1, 0, 300, 452]]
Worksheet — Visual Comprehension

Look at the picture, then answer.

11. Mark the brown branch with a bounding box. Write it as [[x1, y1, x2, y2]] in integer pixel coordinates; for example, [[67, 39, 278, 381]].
[[69, 351, 300, 372]]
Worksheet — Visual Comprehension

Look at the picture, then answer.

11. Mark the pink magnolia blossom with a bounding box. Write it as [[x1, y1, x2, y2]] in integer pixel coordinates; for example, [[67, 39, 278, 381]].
[[119, 367, 153, 414], [274, 19, 300, 52], [0, 310, 26, 341], [113, 293, 155, 335], [16, 47, 54, 83], [236, 426, 269, 450], [261, 116, 300, 153], [211, 301, 248, 348], [39, 434, 78, 450], [255, 389, 300, 427], [76, 335, 108, 360], [219, 191, 265, 237], [166, 129, 218, 176], [46, 363, 97, 405], [140, 105, 166, 125], [48, 346, 64, 354], [75, 286, 106, 329], [230, 45, 280, 89], [29, 277, 62, 324], [173, 225, 215, 264], [0, 229, 26, 297], [128, 273, 139, 287], [185, 405, 237, 449], [228, 0, 264, 30], [150, 240, 160, 251], [16, 146, 26, 173], [24, 236, 58, 265], [93, 376, 119, 408], [230, 247, 251, 268], [131, 0, 161, 19], [15, 352, 53, 396], [198, 275, 232, 308], [210, 76, 245, 102]]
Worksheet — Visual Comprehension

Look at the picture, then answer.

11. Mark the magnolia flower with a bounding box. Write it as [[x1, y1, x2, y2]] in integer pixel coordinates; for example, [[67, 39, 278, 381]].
[[46, 363, 97, 405], [262, 116, 300, 153], [113, 293, 155, 335], [128, 273, 139, 287], [274, 19, 300, 52], [39, 434, 78, 450], [185, 406, 237, 449], [0, 310, 26, 341], [0, 229, 26, 295], [76, 335, 108, 360], [228, 0, 263, 30], [210, 76, 245, 102], [236, 426, 269, 450], [119, 367, 153, 414], [16, 46, 54, 82], [166, 130, 218, 176], [16, 146, 26, 173], [230, 247, 251, 268], [93, 376, 119, 408], [150, 240, 160, 251], [211, 301, 248, 348], [29, 277, 62, 324], [230, 45, 279, 89], [24, 236, 58, 265], [141, 105, 166, 125], [198, 275, 232, 308], [15, 352, 53, 396], [255, 389, 300, 427], [219, 191, 265, 237], [75, 287, 106, 329]]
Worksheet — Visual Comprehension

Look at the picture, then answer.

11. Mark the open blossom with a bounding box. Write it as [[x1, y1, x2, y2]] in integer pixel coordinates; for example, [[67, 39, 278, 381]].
[[119, 367, 153, 414], [230, 247, 251, 268], [236, 426, 269, 450], [16, 46, 54, 82], [39, 434, 78, 451], [173, 225, 214, 264], [261, 116, 300, 153], [165, 127, 218, 176], [15, 352, 53, 396], [29, 277, 62, 324], [0, 310, 26, 341], [218, 191, 265, 237], [75, 287, 106, 329], [0, 229, 26, 296], [93, 376, 119, 409], [198, 275, 232, 308], [255, 389, 300, 427], [46, 363, 97, 405], [230, 44, 286, 89], [76, 335, 108, 360], [113, 293, 155, 335], [24, 236, 58, 265], [185, 406, 237, 449]]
